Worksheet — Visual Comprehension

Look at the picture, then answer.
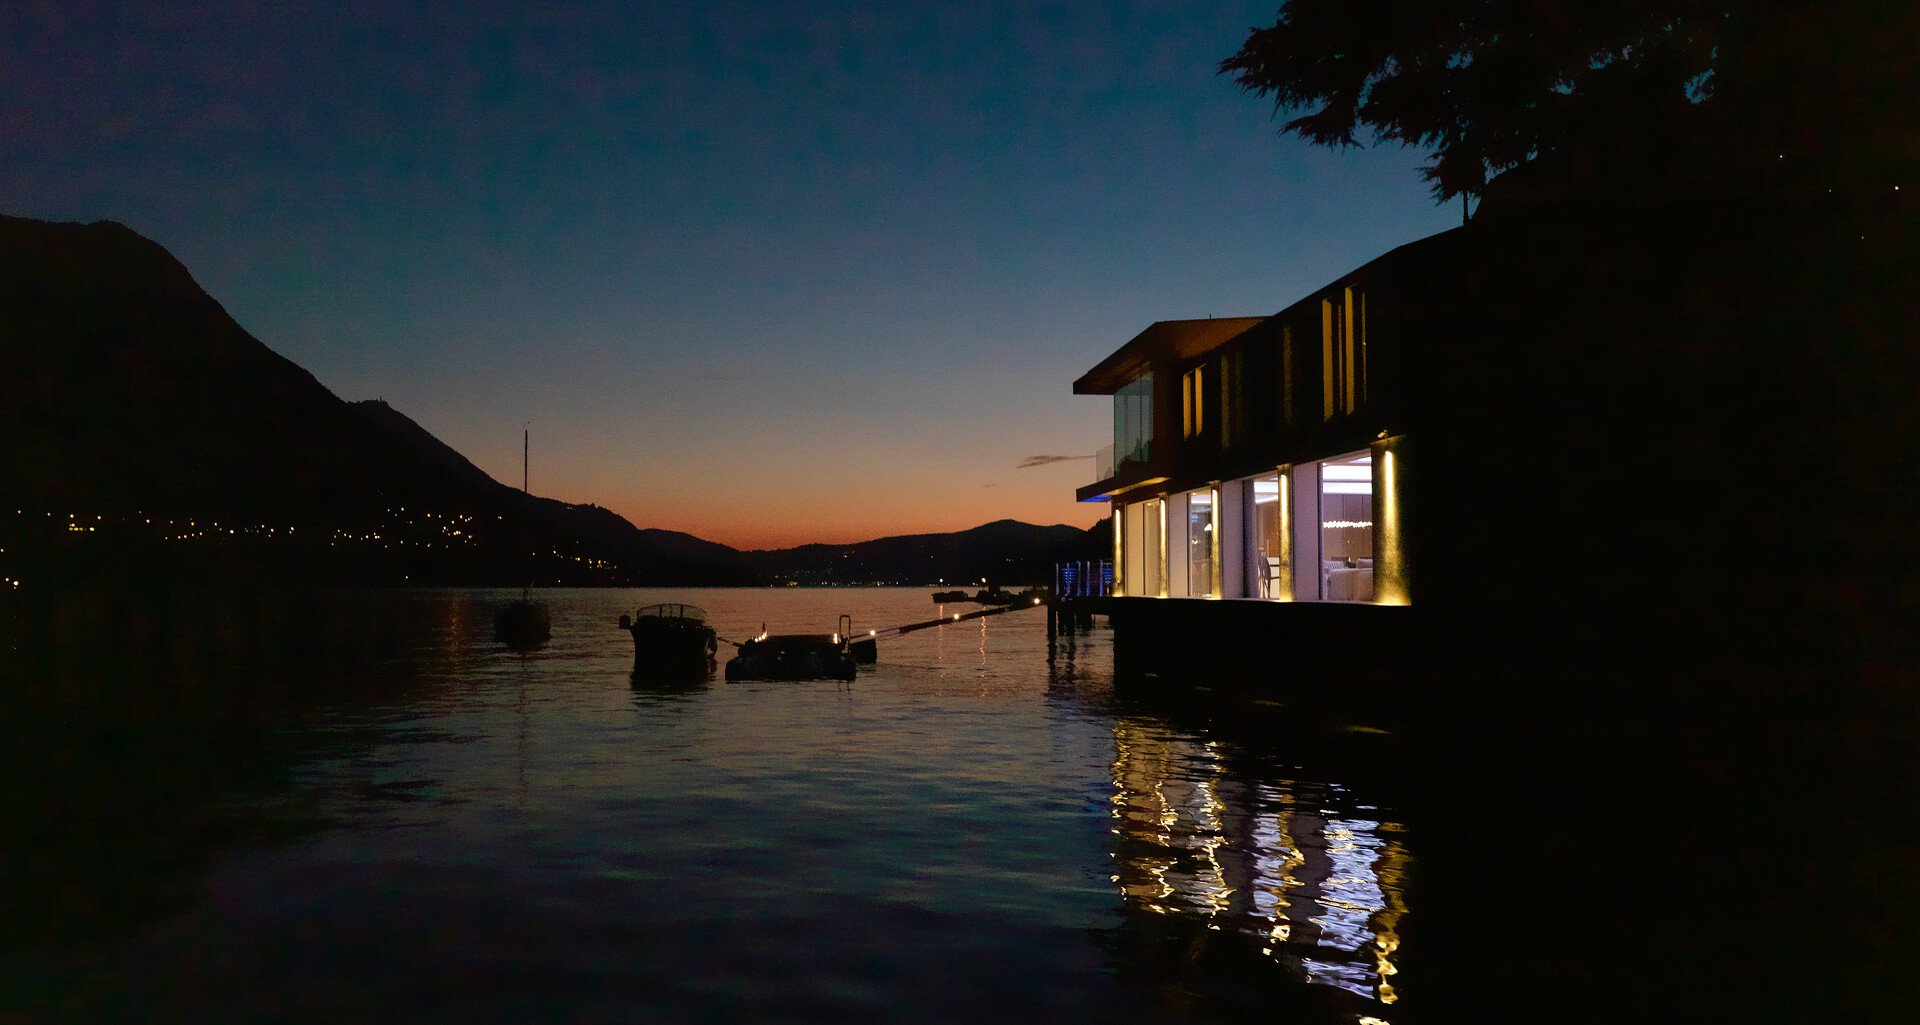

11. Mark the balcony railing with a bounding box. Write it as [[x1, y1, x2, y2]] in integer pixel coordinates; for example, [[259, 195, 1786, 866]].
[[1092, 440, 1153, 488]]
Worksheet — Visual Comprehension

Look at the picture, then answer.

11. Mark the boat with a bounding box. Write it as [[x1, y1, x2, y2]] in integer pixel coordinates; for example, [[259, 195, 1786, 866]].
[[494, 426, 552, 649], [932, 589, 969, 603], [724, 632, 856, 682], [620, 603, 718, 673], [494, 598, 551, 649]]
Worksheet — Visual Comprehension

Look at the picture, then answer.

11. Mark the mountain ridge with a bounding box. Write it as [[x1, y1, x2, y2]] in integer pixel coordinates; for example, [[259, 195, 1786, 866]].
[[0, 213, 1102, 586]]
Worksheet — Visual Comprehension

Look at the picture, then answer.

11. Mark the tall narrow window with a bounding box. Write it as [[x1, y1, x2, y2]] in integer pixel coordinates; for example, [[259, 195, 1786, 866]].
[[1143, 498, 1165, 597], [1186, 489, 1214, 597], [1321, 287, 1367, 419], [1219, 350, 1244, 449], [1218, 356, 1231, 448], [1342, 287, 1358, 414], [1354, 289, 1369, 407], [1182, 372, 1192, 437], [1280, 326, 1296, 431], [1321, 299, 1338, 421], [1182, 367, 1205, 438]]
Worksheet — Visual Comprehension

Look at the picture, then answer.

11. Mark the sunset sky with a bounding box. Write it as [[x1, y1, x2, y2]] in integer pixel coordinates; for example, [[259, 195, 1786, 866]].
[[4, 1, 1455, 548]]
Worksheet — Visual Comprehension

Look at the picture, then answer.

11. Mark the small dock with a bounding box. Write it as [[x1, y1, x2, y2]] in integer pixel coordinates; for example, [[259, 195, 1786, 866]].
[[872, 598, 1045, 639], [824, 561, 1113, 663], [1046, 559, 1113, 638]]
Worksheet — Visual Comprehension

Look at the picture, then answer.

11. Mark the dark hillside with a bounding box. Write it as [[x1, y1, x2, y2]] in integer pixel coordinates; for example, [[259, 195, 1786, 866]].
[[0, 214, 1101, 588], [0, 216, 488, 518]]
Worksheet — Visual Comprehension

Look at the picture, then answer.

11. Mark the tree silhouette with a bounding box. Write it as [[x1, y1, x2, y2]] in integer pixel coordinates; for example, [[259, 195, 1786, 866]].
[[1221, 1, 1918, 204]]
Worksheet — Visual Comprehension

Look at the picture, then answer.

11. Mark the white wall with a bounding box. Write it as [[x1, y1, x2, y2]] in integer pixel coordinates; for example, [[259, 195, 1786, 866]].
[[1166, 491, 1190, 598], [1291, 462, 1321, 600], [1219, 479, 1246, 598]]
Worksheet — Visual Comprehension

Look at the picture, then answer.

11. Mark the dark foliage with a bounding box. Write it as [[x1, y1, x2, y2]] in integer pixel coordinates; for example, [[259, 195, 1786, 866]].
[[1222, 1, 1920, 202]]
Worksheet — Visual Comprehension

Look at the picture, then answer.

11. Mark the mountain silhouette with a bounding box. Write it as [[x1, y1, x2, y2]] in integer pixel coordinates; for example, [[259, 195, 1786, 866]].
[[0, 215, 447, 517], [0, 214, 1099, 586], [344, 399, 758, 583]]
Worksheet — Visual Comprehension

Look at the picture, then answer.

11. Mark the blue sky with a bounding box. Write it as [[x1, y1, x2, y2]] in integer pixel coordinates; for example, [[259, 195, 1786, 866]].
[[4, 1, 1456, 546]]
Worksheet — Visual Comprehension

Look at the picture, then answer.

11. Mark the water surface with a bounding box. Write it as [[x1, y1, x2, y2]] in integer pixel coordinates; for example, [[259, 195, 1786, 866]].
[[2, 587, 1411, 1023]]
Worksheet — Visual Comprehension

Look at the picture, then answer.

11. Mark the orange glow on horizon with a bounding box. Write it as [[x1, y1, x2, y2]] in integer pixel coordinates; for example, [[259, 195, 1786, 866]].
[[622, 503, 1108, 551]]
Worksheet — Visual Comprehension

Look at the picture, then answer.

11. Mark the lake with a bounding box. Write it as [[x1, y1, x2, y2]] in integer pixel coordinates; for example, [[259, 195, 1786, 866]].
[[2, 587, 1411, 1023]]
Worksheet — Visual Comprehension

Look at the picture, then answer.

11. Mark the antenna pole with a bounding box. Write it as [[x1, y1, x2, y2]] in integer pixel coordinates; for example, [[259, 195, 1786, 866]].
[[523, 426, 529, 494]]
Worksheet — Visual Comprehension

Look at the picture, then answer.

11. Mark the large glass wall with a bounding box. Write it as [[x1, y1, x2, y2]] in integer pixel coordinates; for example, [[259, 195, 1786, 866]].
[[1112, 374, 1153, 468], [1186, 489, 1214, 597], [1243, 472, 1286, 599], [1318, 451, 1375, 602]]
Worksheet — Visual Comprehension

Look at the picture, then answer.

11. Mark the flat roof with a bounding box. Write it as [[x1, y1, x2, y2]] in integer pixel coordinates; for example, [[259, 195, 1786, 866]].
[[1072, 229, 1467, 396], [1072, 316, 1266, 395]]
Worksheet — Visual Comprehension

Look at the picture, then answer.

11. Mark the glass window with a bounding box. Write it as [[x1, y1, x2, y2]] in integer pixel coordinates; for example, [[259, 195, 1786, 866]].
[[1320, 288, 1367, 421], [1187, 489, 1214, 597], [1244, 473, 1286, 599], [1182, 367, 1204, 438], [1220, 349, 1245, 449], [1112, 374, 1153, 468], [1319, 452, 1375, 602], [1279, 326, 1297, 430]]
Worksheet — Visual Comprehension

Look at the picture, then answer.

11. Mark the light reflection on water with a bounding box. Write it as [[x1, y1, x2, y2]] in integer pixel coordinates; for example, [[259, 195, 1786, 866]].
[[1108, 720, 1408, 1008], [1, 587, 1413, 1024]]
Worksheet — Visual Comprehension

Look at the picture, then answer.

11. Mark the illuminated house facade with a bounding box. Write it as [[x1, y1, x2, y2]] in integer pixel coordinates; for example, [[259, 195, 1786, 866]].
[[1077, 237, 1433, 613]]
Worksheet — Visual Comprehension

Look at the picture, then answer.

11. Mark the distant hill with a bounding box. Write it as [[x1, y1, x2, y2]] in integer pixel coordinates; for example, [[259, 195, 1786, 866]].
[[753, 519, 1105, 587], [345, 399, 759, 584], [0, 214, 1099, 587]]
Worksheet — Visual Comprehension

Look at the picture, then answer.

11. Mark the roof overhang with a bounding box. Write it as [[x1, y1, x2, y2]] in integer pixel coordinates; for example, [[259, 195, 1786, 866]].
[[1072, 317, 1267, 395], [1077, 475, 1169, 503]]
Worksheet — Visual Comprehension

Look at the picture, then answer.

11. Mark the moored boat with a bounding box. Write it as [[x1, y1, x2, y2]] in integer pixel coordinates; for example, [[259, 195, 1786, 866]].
[[620, 603, 718, 670], [724, 633, 856, 682], [495, 427, 552, 650], [495, 598, 551, 649]]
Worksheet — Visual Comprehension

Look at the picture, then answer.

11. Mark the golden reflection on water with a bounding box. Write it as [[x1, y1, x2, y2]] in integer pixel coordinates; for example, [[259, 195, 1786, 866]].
[[1110, 720, 1408, 1008]]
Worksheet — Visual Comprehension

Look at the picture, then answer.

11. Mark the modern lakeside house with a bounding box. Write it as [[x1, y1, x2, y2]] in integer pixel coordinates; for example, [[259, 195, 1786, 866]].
[[1078, 290, 1410, 608], [1072, 232, 1448, 695], [1073, 184, 1911, 717]]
